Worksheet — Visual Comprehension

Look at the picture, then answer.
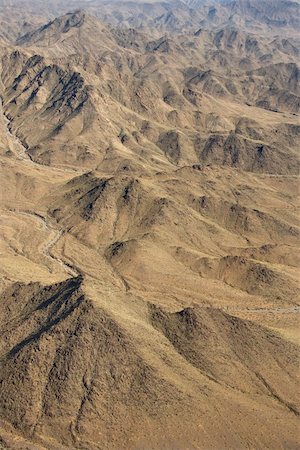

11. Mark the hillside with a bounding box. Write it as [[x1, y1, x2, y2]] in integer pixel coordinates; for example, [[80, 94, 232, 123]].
[[0, 1, 299, 449]]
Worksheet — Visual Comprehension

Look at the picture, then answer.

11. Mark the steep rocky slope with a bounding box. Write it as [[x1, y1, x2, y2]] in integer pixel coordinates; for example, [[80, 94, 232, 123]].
[[0, 277, 299, 449]]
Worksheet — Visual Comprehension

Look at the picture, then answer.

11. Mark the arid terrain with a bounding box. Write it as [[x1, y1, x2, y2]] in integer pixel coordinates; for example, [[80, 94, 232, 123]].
[[0, 0, 299, 448]]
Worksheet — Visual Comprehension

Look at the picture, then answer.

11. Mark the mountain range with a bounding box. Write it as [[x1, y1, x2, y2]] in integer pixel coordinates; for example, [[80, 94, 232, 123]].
[[0, 0, 299, 449]]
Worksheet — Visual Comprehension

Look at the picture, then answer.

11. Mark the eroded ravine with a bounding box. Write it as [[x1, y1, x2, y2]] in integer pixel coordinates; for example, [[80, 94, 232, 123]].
[[4, 209, 79, 277]]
